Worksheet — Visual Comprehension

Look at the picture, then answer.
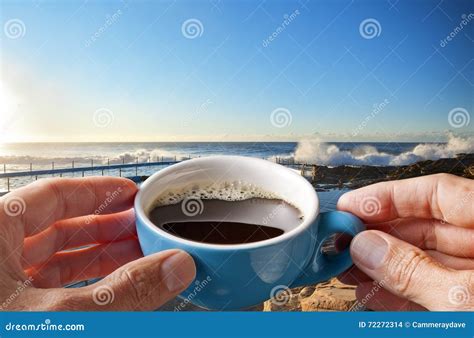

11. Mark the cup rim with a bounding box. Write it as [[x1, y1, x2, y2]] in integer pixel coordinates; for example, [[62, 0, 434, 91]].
[[135, 155, 319, 250]]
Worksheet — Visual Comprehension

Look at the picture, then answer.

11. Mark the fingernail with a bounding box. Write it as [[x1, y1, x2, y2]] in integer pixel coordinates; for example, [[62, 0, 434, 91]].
[[351, 231, 388, 270], [160, 251, 196, 293], [336, 193, 351, 209]]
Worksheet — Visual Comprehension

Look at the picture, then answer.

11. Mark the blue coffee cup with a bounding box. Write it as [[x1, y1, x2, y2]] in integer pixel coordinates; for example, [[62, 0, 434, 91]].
[[135, 156, 364, 310]]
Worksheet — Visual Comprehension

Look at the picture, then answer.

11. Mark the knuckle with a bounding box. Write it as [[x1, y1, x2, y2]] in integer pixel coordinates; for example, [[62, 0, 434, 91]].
[[39, 178, 66, 217], [116, 266, 150, 309], [386, 247, 430, 297], [36, 178, 61, 196]]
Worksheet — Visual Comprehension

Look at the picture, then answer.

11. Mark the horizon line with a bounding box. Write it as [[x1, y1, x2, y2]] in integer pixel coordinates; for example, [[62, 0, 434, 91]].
[[0, 140, 446, 144]]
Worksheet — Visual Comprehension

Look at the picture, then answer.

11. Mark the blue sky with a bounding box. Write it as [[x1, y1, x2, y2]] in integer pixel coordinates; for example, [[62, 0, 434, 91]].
[[0, 0, 473, 142]]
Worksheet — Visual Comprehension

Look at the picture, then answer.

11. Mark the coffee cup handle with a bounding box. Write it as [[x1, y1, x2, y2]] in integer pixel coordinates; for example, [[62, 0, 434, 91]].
[[290, 211, 365, 288]]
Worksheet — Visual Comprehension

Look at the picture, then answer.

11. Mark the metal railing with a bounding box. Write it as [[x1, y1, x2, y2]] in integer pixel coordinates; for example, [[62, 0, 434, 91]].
[[0, 157, 315, 192], [0, 158, 185, 192]]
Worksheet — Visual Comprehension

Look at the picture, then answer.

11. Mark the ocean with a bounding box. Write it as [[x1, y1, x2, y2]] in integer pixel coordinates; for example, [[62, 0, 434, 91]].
[[0, 141, 454, 167], [1, 137, 472, 191]]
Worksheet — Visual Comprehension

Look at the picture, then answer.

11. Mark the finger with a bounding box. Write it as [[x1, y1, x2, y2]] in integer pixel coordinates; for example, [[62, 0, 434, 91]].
[[1, 177, 137, 237], [340, 249, 474, 285], [350, 230, 474, 310], [44, 249, 196, 311], [355, 282, 426, 311], [27, 238, 143, 288], [22, 209, 136, 269], [337, 174, 474, 228], [367, 218, 474, 258], [338, 266, 371, 285], [426, 250, 474, 270]]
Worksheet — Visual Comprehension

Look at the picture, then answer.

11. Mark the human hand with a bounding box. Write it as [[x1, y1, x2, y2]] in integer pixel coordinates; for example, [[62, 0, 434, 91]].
[[0, 177, 195, 311], [337, 173, 473, 311]]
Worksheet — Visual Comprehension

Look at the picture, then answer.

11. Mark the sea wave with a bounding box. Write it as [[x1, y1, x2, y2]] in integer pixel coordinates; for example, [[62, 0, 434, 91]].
[[0, 134, 471, 168], [0, 148, 188, 166], [112, 148, 186, 163], [289, 133, 473, 166]]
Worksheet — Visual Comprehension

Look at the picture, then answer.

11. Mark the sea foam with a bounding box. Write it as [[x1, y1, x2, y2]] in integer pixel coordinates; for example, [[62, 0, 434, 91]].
[[290, 133, 473, 167]]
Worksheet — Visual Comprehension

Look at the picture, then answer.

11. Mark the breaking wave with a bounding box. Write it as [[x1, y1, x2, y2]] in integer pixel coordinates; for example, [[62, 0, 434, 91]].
[[0, 135, 471, 168], [0, 148, 188, 166], [112, 148, 186, 163], [292, 133, 473, 166]]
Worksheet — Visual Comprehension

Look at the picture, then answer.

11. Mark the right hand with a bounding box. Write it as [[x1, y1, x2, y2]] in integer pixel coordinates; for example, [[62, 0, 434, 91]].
[[337, 173, 473, 311]]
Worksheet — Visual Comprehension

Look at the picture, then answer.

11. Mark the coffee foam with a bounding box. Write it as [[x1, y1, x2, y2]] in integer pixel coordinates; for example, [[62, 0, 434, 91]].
[[151, 181, 284, 208]]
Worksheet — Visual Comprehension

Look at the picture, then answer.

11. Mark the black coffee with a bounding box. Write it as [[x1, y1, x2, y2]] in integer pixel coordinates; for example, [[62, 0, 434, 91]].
[[161, 221, 284, 244], [149, 198, 303, 245]]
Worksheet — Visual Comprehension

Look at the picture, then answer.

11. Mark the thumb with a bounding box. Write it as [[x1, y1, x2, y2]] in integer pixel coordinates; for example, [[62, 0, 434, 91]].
[[350, 230, 473, 311], [85, 249, 196, 311]]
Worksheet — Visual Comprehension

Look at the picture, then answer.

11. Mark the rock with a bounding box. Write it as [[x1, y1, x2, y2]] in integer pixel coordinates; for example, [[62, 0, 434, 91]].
[[263, 286, 303, 311], [308, 153, 474, 190], [299, 286, 316, 298], [300, 279, 357, 311], [263, 293, 302, 312], [161, 278, 358, 312], [263, 278, 357, 312], [465, 165, 474, 178]]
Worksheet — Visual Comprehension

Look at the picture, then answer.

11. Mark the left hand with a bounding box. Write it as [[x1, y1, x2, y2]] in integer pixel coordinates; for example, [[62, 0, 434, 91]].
[[0, 177, 195, 311]]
